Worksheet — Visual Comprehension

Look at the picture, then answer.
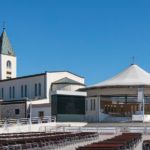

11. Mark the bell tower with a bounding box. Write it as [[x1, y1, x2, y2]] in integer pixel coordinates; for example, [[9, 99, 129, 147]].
[[0, 24, 17, 80]]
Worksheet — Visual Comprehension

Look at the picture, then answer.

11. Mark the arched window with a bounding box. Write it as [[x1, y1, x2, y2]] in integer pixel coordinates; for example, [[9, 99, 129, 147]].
[[13, 86, 15, 98], [21, 85, 23, 97], [7, 61, 11, 68], [25, 85, 27, 97], [35, 84, 37, 96], [39, 83, 41, 96], [9, 87, 11, 98]]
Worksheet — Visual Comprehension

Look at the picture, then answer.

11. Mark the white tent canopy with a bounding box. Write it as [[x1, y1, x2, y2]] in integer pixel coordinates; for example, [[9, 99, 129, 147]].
[[88, 64, 150, 88]]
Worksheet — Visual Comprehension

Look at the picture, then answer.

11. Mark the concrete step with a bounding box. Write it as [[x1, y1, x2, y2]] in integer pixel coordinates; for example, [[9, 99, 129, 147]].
[[102, 117, 132, 123]]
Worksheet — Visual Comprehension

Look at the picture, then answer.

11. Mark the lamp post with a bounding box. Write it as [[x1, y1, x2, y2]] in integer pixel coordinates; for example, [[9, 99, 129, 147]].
[[26, 97, 38, 132]]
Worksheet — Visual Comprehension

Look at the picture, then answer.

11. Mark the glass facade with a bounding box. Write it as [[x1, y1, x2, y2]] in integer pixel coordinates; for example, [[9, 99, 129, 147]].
[[52, 95, 85, 122]]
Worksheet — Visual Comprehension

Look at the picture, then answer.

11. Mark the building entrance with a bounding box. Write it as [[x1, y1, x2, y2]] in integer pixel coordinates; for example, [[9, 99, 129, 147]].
[[39, 111, 44, 117]]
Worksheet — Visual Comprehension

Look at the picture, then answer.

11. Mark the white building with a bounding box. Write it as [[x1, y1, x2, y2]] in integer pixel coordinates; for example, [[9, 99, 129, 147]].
[[0, 27, 86, 122]]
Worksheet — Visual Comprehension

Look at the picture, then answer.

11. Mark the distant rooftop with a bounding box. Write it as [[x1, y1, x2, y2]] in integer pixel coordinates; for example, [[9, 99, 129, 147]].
[[52, 77, 85, 85]]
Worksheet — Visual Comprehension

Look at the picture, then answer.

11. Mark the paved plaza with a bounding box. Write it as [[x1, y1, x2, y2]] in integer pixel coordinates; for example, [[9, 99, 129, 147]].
[[60, 134, 149, 150], [55, 122, 150, 150]]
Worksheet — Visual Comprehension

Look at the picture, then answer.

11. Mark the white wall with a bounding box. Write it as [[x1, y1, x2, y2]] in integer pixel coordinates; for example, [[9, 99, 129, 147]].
[[85, 97, 97, 116], [32, 107, 51, 117], [0, 71, 84, 103], [0, 54, 16, 80], [46, 71, 85, 103], [0, 74, 45, 101]]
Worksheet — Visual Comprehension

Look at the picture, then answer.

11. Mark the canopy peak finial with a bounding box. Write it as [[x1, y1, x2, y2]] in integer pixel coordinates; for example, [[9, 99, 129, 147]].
[[132, 56, 135, 63], [3, 21, 5, 30]]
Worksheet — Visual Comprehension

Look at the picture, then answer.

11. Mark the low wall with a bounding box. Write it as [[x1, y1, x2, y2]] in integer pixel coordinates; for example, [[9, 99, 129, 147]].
[[0, 122, 56, 133], [32, 107, 51, 117], [132, 115, 150, 122], [1, 103, 26, 119]]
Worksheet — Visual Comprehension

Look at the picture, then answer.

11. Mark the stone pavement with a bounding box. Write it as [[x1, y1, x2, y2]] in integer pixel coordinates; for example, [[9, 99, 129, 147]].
[[59, 135, 114, 150], [57, 122, 150, 127], [136, 135, 149, 150], [59, 134, 149, 150], [56, 122, 150, 132]]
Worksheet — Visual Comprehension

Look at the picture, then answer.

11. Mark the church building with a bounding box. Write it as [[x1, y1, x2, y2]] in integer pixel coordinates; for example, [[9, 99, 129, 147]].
[[0, 27, 87, 122]]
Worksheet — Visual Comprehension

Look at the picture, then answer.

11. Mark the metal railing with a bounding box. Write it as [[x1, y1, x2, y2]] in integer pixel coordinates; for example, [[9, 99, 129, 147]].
[[39, 126, 119, 134], [2, 116, 56, 133]]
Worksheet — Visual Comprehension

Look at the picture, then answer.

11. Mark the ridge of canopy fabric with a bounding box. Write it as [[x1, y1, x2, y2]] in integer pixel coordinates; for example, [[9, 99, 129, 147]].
[[87, 64, 150, 88]]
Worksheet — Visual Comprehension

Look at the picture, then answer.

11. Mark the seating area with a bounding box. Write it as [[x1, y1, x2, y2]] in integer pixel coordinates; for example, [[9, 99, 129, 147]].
[[76, 133, 142, 150], [143, 140, 150, 150], [0, 131, 99, 150]]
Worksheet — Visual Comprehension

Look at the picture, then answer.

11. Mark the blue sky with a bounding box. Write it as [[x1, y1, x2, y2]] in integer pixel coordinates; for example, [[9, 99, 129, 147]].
[[0, 0, 150, 86]]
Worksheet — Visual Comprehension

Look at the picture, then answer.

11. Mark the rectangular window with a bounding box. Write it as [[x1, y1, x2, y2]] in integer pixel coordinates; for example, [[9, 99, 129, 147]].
[[6, 71, 11, 74], [111, 105, 113, 112], [131, 105, 133, 114], [21, 85, 23, 97], [25, 85, 27, 97], [121, 105, 123, 112], [86, 100, 88, 111], [91, 99, 92, 110], [145, 105, 147, 113], [114, 105, 116, 112], [39, 83, 41, 96], [105, 105, 107, 113], [93, 99, 95, 110], [9, 87, 11, 98], [108, 105, 110, 112], [35, 84, 37, 96], [13, 86, 15, 98], [134, 105, 137, 114], [15, 109, 20, 115], [2, 88, 4, 99]]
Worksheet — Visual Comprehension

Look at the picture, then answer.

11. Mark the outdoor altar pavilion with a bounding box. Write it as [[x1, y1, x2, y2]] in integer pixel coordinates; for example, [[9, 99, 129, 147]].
[[80, 63, 150, 122]]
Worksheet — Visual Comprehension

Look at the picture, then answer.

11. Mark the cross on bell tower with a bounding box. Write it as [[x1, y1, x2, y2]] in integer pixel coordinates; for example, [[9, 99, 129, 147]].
[[3, 21, 5, 30]]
